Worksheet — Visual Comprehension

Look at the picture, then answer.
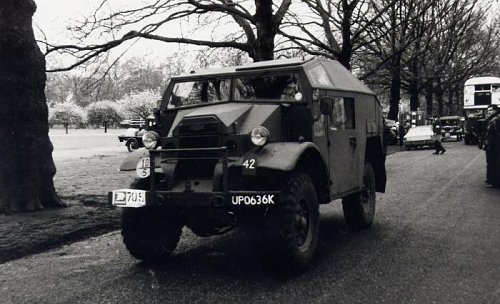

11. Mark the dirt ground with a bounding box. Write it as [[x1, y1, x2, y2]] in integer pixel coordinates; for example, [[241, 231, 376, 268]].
[[0, 129, 135, 264], [0, 129, 404, 264]]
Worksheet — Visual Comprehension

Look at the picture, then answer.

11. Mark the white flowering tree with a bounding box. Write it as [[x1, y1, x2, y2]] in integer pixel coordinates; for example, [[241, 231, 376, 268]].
[[49, 102, 87, 134], [86, 100, 122, 133], [117, 90, 161, 121]]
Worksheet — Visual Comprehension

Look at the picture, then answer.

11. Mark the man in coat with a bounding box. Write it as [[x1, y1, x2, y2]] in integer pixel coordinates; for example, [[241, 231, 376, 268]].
[[480, 105, 500, 187]]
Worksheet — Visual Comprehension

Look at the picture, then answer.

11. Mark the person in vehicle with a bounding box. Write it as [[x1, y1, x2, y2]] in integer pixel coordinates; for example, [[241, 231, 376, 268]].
[[480, 104, 500, 187], [432, 117, 446, 154]]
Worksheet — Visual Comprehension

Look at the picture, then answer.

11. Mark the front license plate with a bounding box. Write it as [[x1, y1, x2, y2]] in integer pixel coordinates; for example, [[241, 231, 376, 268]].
[[112, 189, 146, 208], [231, 194, 275, 206]]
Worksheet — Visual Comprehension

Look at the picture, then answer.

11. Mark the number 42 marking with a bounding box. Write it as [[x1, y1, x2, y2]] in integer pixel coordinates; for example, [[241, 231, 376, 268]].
[[242, 159, 256, 169]]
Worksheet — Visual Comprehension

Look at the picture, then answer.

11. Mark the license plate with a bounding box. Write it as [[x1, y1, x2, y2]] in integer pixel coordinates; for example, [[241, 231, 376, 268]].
[[112, 189, 146, 207], [136, 157, 150, 178], [231, 194, 275, 206]]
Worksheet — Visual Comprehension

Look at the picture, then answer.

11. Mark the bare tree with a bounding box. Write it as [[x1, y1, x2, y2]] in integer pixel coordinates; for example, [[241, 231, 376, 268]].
[[42, 0, 293, 70], [278, 0, 399, 70], [417, 0, 500, 116], [359, 0, 448, 120], [0, 0, 66, 213]]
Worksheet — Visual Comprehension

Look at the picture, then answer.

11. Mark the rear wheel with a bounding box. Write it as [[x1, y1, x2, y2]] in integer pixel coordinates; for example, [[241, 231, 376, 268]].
[[264, 173, 319, 273], [126, 138, 139, 152], [342, 163, 376, 230]]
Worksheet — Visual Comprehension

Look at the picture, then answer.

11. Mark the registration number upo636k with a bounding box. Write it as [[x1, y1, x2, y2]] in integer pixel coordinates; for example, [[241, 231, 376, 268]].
[[231, 195, 275, 206]]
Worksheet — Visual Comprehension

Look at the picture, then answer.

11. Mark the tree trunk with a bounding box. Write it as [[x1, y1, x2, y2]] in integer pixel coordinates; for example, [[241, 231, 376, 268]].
[[388, 56, 402, 121], [435, 78, 444, 117], [253, 0, 275, 61], [425, 79, 434, 116], [338, 0, 354, 70], [0, 0, 66, 213]]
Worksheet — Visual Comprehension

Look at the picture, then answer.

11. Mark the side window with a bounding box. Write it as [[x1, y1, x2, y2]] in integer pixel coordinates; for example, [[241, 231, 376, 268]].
[[331, 97, 355, 130], [344, 97, 355, 129]]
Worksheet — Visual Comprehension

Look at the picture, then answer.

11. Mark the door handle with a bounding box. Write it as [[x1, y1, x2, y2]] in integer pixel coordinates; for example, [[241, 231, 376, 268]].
[[349, 137, 357, 146]]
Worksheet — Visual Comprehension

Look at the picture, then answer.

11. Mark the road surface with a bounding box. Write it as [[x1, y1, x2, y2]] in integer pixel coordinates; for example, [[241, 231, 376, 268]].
[[1, 141, 499, 304]]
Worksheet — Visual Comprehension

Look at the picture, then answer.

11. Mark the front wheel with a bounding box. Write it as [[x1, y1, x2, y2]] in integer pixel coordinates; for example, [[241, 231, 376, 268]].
[[121, 176, 184, 262], [342, 162, 376, 231], [263, 173, 319, 273]]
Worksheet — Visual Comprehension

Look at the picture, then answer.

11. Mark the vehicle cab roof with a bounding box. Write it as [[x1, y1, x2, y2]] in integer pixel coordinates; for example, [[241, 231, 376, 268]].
[[174, 57, 374, 96], [465, 76, 500, 85]]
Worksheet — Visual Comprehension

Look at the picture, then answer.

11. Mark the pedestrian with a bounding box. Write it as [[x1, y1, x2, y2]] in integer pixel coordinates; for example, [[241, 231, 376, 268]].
[[480, 104, 500, 187], [432, 117, 446, 154]]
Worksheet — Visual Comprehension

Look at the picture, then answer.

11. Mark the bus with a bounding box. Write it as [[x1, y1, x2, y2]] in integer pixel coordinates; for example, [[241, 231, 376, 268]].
[[463, 76, 500, 144]]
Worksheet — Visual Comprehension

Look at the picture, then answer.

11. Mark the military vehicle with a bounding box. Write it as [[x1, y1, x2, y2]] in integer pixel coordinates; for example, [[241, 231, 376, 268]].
[[109, 58, 387, 272]]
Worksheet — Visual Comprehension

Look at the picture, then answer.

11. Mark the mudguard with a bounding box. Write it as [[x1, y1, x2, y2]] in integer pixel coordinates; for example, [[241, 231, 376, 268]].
[[118, 148, 162, 171], [234, 142, 325, 171]]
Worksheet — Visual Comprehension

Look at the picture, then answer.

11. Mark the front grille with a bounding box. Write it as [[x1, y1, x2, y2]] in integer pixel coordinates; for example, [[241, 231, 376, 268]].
[[175, 115, 222, 178]]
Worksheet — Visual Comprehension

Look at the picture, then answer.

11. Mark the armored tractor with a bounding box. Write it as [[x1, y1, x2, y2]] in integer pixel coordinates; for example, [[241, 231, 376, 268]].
[[109, 57, 387, 272]]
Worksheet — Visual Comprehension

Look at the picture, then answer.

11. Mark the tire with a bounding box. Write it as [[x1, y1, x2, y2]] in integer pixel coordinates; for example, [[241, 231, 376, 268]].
[[121, 177, 184, 262], [342, 162, 376, 231], [263, 173, 319, 273], [126, 138, 139, 152]]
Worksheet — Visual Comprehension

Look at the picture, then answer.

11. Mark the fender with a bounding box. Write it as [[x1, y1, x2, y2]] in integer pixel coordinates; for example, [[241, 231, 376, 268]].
[[118, 148, 162, 171], [234, 142, 326, 171]]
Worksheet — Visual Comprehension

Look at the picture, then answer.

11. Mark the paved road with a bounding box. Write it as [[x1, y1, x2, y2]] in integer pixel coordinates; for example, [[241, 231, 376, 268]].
[[1, 141, 499, 304]]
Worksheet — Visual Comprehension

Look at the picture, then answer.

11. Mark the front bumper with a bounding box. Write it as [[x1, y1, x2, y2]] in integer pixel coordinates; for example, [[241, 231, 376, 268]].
[[404, 139, 434, 147], [108, 189, 280, 209], [108, 146, 281, 209]]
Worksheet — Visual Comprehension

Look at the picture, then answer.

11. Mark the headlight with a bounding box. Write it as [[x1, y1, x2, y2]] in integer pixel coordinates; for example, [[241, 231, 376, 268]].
[[250, 126, 270, 147], [142, 131, 160, 149]]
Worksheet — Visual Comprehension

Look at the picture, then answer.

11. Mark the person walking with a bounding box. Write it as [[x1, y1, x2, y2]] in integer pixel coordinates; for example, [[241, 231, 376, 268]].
[[432, 117, 446, 154], [480, 104, 500, 187]]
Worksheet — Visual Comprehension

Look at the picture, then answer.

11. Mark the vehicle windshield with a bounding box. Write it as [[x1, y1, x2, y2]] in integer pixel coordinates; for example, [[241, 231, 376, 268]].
[[234, 73, 302, 102], [167, 78, 231, 108]]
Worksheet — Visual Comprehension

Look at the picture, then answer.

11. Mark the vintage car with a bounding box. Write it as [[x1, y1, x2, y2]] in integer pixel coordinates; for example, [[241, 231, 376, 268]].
[[118, 128, 146, 152], [439, 115, 463, 141], [403, 125, 435, 150]]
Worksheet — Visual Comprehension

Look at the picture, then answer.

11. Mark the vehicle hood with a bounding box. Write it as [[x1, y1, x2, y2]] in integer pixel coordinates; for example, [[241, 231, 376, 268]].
[[168, 103, 282, 136]]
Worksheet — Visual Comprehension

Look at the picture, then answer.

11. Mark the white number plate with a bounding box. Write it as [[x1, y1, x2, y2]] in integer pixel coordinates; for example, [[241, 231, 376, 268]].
[[231, 195, 275, 206], [112, 189, 146, 208], [136, 157, 150, 178]]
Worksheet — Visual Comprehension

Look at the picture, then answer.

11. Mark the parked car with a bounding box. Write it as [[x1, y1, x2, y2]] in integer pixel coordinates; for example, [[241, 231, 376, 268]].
[[403, 125, 435, 150], [439, 115, 463, 141], [118, 128, 146, 152]]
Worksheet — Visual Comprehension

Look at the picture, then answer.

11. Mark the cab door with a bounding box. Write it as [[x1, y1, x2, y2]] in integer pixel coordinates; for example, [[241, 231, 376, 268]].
[[325, 96, 359, 195]]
